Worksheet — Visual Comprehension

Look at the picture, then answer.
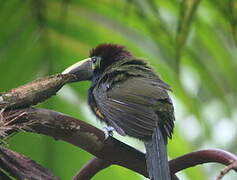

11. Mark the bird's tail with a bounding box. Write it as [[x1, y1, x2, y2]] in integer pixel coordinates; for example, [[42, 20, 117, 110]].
[[144, 127, 170, 180]]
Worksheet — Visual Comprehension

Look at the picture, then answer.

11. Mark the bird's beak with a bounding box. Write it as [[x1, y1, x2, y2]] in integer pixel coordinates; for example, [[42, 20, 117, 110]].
[[62, 58, 93, 81]]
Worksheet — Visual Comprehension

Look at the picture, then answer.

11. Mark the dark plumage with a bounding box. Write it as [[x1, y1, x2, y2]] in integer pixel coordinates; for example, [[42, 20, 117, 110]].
[[90, 44, 132, 67], [63, 43, 175, 180], [89, 44, 174, 138], [89, 44, 174, 180]]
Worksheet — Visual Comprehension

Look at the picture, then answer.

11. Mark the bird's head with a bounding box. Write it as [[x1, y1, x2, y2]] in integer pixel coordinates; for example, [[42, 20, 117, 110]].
[[62, 44, 133, 81]]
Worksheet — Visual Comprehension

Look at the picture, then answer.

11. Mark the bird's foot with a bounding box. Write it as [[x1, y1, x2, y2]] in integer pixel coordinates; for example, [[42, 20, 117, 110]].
[[102, 126, 114, 140]]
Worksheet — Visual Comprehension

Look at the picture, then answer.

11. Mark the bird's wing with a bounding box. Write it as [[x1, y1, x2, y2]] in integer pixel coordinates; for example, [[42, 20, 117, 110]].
[[93, 76, 174, 140]]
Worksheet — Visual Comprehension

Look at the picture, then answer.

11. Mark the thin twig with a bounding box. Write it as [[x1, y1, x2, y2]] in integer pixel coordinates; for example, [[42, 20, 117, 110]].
[[216, 162, 237, 180]]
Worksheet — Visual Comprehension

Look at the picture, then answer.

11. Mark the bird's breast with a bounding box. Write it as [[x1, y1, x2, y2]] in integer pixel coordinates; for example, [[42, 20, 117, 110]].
[[94, 107, 104, 119], [88, 85, 106, 121]]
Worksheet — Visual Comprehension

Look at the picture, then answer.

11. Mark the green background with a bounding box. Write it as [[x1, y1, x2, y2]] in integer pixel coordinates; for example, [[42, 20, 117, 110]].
[[0, 0, 237, 179]]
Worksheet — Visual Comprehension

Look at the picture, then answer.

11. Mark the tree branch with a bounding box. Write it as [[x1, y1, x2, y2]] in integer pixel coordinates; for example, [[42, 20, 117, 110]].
[[1, 108, 148, 177], [170, 149, 237, 174], [73, 157, 110, 180], [0, 146, 60, 180], [1, 108, 237, 179], [0, 73, 78, 109]]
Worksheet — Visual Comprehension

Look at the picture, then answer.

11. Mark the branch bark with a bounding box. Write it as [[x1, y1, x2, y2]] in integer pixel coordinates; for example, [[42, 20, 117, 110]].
[[0, 73, 78, 109]]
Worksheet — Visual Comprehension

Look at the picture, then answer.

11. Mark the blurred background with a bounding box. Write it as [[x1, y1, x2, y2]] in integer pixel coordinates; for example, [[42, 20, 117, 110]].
[[0, 0, 237, 179]]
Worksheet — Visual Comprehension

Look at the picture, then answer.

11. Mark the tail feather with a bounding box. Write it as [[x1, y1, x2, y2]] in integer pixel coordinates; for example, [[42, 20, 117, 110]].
[[145, 127, 170, 180]]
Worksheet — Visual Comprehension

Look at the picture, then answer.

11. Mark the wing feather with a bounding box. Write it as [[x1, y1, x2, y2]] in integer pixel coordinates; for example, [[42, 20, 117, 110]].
[[93, 76, 174, 139]]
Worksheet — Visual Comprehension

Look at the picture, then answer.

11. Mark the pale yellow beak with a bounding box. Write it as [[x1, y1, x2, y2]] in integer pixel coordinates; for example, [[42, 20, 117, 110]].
[[62, 58, 93, 81]]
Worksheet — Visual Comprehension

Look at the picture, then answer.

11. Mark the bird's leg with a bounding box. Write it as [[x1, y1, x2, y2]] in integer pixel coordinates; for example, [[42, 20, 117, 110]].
[[102, 126, 114, 140]]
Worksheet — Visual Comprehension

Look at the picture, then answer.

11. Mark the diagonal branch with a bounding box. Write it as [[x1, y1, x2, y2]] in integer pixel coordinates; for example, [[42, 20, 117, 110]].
[[0, 73, 79, 109], [73, 157, 110, 180], [0, 146, 60, 180]]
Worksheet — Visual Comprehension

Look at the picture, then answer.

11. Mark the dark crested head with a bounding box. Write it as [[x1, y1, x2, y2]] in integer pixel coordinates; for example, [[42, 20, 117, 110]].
[[90, 44, 133, 70], [62, 44, 133, 81]]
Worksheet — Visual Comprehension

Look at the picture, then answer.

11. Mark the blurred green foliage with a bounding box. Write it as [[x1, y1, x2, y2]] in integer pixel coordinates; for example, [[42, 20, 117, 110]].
[[1, 0, 237, 179]]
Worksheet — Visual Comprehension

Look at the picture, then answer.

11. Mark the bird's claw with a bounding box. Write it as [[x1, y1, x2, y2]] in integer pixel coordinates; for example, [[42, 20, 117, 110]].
[[102, 126, 114, 140]]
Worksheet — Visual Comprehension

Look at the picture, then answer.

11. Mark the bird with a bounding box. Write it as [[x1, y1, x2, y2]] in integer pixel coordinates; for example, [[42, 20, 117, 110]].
[[62, 44, 175, 180]]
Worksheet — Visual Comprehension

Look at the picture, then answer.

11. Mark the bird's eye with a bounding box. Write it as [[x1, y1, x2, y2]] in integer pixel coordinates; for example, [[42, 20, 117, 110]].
[[91, 56, 101, 69], [91, 57, 97, 63]]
